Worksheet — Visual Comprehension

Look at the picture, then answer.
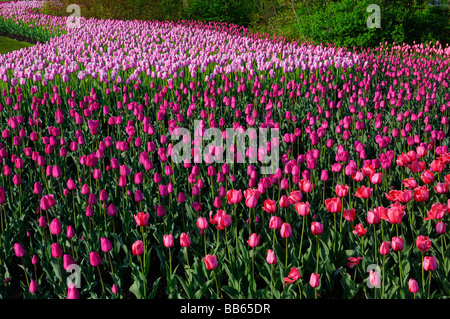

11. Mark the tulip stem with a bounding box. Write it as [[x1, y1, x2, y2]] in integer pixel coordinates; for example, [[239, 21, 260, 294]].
[[252, 247, 256, 294], [373, 225, 378, 264], [72, 193, 77, 229], [270, 263, 274, 298], [234, 204, 238, 255], [225, 228, 231, 264], [108, 253, 115, 280], [249, 207, 252, 236], [57, 257, 65, 291], [285, 237, 288, 269], [213, 269, 220, 298], [185, 248, 190, 283], [382, 254, 385, 299], [21, 257, 30, 289], [421, 253, 425, 297], [316, 236, 320, 274], [204, 233, 207, 256], [398, 251, 402, 287], [139, 255, 146, 298], [428, 271, 432, 299], [97, 266, 105, 297], [298, 215, 305, 259], [333, 213, 337, 254]]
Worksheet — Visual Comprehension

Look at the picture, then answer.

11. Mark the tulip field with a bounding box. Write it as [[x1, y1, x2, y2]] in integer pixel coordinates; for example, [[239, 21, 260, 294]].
[[0, 0, 450, 300]]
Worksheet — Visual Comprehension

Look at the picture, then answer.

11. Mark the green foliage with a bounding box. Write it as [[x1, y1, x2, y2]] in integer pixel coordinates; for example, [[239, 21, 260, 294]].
[[39, 0, 449, 46], [180, 0, 254, 27], [293, 0, 449, 47]]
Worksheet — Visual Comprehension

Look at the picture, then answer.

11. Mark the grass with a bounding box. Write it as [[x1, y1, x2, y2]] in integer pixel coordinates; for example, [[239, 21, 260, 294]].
[[0, 36, 33, 54]]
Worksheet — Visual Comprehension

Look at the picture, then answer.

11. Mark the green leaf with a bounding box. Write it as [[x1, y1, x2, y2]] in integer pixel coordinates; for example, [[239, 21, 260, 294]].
[[175, 274, 193, 298], [129, 280, 143, 299], [222, 285, 241, 299], [194, 279, 213, 299], [148, 277, 161, 299]]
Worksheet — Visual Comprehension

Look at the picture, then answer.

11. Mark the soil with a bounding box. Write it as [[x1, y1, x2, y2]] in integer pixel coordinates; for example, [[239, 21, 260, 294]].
[[0, 32, 38, 45]]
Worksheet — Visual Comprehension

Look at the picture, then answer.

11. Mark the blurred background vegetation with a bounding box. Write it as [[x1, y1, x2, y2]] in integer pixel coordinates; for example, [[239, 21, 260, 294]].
[[41, 0, 449, 47]]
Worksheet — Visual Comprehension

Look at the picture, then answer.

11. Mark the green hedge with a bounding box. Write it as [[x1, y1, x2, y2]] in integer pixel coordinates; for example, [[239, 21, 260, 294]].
[[38, 0, 449, 47], [295, 0, 449, 48]]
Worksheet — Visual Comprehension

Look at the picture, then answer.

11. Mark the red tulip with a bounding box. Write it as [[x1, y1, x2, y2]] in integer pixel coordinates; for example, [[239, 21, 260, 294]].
[[280, 223, 292, 238], [346, 256, 363, 268], [311, 221, 324, 236], [325, 197, 342, 213], [283, 268, 301, 285], [379, 241, 390, 255], [353, 223, 367, 237], [100, 237, 113, 253], [420, 170, 434, 184], [402, 177, 417, 189], [382, 202, 406, 224], [279, 195, 290, 208], [295, 202, 310, 216], [40, 194, 56, 211], [196, 216, 209, 231], [29, 280, 38, 294], [263, 199, 277, 214], [163, 234, 174, 248], [134, 212, 149, 226], [354, 186, 373, 199], [370, 172, 383, 185], [424, 202, 447, 220], [269, 215, 282, 229], [63, 254, 77, 270], [408, 278, 419, 294], [14, 243, 25, 258], [203, 254, 218, 270], [423, 256, 437, 271], [343, 208, 355, 222], [367, 209, 381, 224], [67, 282, 80, 299], [413, 185, 429, 202], [436, 221, 447, 234], [266, 249, 277, 264], [369, 270, 381, 288], [309, 273, 320, 288], [226, 189, 243, 205], [244, 188, 259, 208], [51, 243, 63, 258], [49, 218, 62, 235], [416, 235, 432, 252], [391, 237, 404, 252], [132, 240, 144, 256], [288, 190, 303, 205], [335, 184, 349, 197], [247, 233, 261, 248], [89, 251, 102, 266]]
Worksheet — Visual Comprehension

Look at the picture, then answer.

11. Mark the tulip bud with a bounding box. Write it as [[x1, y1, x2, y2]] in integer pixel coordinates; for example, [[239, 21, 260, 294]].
[[89, 251, 102, 266], [408, 278, 419, 294], [100, 237, 113, 253], [132, 240, 144, 256], [309, 273, 320, 288], [163, 234, 174, 248], [180, 232, 191, 247], [203, 254, 218, 270]]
